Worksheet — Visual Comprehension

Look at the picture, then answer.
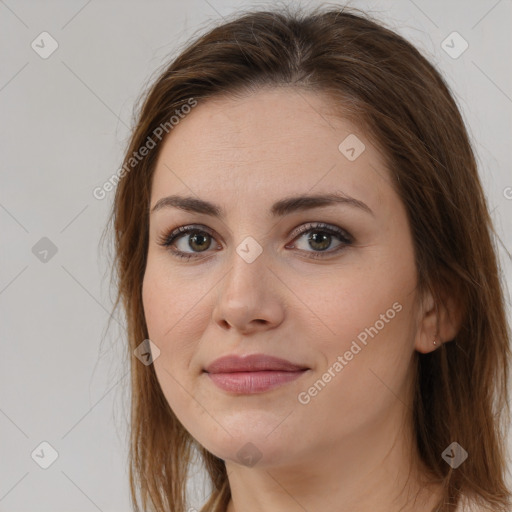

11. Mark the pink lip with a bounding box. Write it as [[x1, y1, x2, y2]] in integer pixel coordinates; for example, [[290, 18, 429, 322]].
[[204, 354, 309, 394]]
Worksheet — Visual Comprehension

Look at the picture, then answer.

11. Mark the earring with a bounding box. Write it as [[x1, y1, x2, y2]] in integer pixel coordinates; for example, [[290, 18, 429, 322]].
[[433, 336, 438, 346]]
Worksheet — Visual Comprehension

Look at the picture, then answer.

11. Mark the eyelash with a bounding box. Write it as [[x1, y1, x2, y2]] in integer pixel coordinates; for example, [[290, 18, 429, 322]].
[[156, 222, 354, 261]]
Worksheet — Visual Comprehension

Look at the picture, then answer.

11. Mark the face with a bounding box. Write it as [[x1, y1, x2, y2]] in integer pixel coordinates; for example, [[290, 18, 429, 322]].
[[142, 87, 424, 469]]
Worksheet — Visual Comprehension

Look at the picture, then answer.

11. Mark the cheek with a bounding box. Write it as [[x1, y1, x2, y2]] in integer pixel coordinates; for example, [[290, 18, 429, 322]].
[[142, 266, 194, 435], [295, 292, 416, 442], [143, 258, 176, 337], [142, 255, 205, 342], [301, 244, 418, 408], [312, 255, 416, 351], [142, 259, 197, 388], [142, 256, 210, 416]]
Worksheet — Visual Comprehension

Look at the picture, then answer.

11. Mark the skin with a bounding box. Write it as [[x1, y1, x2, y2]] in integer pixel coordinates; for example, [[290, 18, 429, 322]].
[[142, 87, 458, 512]]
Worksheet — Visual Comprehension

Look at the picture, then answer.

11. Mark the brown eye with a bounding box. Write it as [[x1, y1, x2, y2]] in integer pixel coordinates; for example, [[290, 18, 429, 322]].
[[157, 225, 219, 260], [287, 222, 353, 259], [185, 231, 212, 252], [305, 231, 333, 251]]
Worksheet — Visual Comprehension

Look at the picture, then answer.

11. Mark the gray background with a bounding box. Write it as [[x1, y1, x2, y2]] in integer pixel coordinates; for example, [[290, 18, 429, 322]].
[[1, 0, 511, 510]]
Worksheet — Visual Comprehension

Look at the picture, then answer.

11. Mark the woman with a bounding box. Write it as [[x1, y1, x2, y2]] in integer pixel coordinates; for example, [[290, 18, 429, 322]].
[[106, 5, 511, 512]]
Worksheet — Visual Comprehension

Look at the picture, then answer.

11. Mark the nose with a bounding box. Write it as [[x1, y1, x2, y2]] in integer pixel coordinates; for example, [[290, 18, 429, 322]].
[[212, 246, 285, 335]]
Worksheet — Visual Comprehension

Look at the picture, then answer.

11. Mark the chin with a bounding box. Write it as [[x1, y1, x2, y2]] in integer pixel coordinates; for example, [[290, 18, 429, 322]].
[[195, 428, 296, 469]]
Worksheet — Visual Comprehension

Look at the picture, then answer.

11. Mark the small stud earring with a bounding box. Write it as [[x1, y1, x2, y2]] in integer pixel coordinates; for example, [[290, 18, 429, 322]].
[[433, 336, 438, 346]]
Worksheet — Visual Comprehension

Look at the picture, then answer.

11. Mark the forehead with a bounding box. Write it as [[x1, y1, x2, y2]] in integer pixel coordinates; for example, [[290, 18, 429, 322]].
[[151, 88, 390, 211]]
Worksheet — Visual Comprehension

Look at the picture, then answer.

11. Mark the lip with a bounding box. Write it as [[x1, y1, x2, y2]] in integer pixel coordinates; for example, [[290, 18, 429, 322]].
[[204, 354, 308, 373], [203, 354, 309, 394]]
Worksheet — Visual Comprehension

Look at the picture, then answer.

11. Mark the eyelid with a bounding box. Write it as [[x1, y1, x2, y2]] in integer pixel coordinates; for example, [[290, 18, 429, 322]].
[[156, 224, 218, 248], [287, 222, 353, 244]]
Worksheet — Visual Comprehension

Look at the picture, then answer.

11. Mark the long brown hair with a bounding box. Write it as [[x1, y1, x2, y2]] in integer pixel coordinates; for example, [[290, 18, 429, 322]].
[[105, 4, 511, 511]]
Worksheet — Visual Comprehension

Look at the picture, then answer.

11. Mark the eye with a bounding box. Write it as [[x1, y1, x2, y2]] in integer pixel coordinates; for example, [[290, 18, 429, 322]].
[[156, 224, 219, 261], [285, 222, 353, 259], [156, 222, 353, 261]]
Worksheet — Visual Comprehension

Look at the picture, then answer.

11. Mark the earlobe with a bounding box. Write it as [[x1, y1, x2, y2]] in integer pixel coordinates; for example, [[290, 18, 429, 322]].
[[414, 321, 440, 355]]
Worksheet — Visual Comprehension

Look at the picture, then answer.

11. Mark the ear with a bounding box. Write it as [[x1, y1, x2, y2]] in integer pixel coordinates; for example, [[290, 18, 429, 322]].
[[414, 285, 462, 354]]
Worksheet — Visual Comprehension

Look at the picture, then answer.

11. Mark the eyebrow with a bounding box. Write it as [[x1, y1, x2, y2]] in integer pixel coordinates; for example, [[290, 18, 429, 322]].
[[150, 192, 374, 218]]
